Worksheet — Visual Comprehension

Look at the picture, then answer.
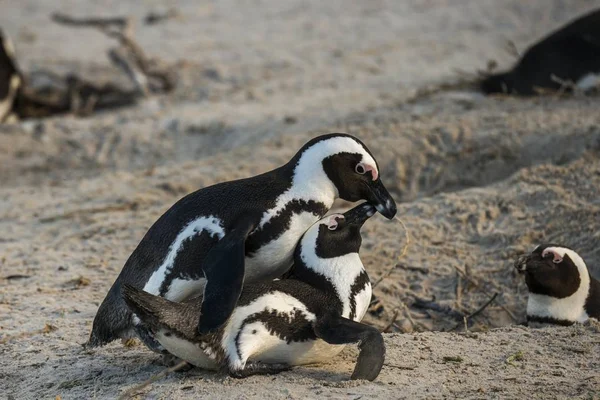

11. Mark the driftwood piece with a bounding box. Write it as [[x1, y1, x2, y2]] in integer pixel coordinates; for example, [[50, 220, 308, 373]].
[[1, 12, 177, 120], [51, 12, 177, 94]]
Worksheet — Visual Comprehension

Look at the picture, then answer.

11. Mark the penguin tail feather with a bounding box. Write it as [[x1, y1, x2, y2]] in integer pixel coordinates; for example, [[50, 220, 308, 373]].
[[122, 284, 203, 339], [121, 284, 165, 327]]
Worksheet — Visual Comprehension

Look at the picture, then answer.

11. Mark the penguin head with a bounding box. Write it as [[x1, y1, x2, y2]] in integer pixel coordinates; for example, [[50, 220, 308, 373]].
[[514, 244, 588, 299], [311, 202, 375, 259], [291, 133, 397, 219]]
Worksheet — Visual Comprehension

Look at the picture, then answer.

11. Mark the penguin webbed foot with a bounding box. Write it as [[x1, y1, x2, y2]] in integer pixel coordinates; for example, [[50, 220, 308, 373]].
[[314, 313, 385, 381], [228, 362, 291, 379]]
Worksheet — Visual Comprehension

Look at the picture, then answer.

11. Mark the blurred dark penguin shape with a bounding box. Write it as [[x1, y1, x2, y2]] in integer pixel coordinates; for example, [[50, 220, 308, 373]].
[[0, 29, 21, 122], [514, 244, 600, 326], [123, 203, 384, 381], [480, 9, 600, 95], [87, 133, 397, 351]]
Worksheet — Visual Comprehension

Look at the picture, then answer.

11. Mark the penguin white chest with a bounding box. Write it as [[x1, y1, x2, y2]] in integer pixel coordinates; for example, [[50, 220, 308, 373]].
[[352, 284, 372, 321], [245, 211, 320, 281]]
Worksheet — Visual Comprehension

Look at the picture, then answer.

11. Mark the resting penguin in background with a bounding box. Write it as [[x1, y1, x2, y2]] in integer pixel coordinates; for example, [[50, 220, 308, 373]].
[[0, 29, 21, 122], [480, 9, 600, 95], [514, 244, 600, 326], [123, 203, 384, 380], [87, 133, 397, 351]]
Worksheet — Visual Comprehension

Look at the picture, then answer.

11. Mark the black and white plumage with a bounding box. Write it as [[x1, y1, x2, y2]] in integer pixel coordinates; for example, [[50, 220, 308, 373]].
[[0, 29, 21, 122], [514, 244, 600, 326], [88, 133, 396, 348], [480, 9, 600, 96], [122, 203, 384, 380]]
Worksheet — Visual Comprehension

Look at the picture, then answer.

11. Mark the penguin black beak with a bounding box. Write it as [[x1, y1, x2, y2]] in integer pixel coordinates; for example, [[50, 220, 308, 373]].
[[514, 254, 531, 273], [367, 179, 397, 220], [343, 203, 376, 227]]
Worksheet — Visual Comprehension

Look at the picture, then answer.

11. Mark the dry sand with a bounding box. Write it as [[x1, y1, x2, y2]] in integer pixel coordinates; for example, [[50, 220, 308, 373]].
[[1, 1, 599, 399]]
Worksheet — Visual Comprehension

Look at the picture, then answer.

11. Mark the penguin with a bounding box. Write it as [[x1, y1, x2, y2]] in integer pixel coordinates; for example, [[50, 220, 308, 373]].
[[480, 9, 600, 96], [122, 203, 384, 381], [514, 244, 600, 326], [0, 29, 21, 122], [87, 133, 397, 350]]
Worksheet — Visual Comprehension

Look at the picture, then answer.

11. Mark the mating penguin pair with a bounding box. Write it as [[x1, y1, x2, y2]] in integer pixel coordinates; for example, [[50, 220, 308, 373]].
[[87, 134, 397, 351], [123, 203, 383, 380], [515, 244, 600, 326]]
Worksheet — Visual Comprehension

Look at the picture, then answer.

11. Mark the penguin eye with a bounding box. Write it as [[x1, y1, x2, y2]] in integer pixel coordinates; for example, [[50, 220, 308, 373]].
[[355, 163, 366, 175], [328, 223, 337, 231]]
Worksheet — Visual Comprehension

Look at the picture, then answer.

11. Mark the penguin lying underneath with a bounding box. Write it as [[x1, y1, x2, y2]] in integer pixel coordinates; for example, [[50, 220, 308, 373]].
[[514, 244, 600, 326], [480, 8, 600, 95], [122, 203, 384, 381], [88, 133, 396, 350]]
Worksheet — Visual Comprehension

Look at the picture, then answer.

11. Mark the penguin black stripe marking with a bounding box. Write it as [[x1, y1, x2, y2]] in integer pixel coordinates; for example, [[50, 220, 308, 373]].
[[514, 244, 600, 325], [88, 133, 396, 348], [123, 203, 385, 381], [233, 306, 318, 361], [246, 199, 329, 255], [348, 270, 370, 321]]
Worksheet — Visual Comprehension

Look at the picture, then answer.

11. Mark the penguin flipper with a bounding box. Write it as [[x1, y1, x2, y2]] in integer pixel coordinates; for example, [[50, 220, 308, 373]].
[[198, 216, 257, 334], [314, 313, 385, 381]]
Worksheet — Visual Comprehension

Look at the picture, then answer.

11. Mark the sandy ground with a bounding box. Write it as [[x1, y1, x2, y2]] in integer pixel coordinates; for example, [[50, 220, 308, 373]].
[[1, 1, 600, 399]]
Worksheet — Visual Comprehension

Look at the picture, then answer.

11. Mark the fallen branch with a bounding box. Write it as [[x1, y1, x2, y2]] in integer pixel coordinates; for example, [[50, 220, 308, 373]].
[[51, 13, 128, 30], [51, 12, 176, 95], [382, 309, 400, 333], [467, 292, 498, 320], [383, 363, 416, 370], [117, 360, 189, 400], [450, 292, 499, 331], [452, 264, 517, 322], [412, 296, 464, 321]]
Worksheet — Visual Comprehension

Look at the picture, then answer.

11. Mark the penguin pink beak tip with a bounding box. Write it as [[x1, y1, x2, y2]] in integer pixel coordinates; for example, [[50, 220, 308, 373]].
[[365, 164, 378, 181]]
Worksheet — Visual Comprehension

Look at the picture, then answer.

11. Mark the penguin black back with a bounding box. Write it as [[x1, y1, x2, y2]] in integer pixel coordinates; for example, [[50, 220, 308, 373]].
[[480, 9, 600, 95]]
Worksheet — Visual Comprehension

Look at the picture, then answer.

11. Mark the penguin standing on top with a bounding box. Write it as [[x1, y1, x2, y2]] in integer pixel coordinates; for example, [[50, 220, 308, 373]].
[[514, 244, 600, 326], [480, 8, 600, 95], [87, 133, 397, 351], [123, 203, 384, 380]]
